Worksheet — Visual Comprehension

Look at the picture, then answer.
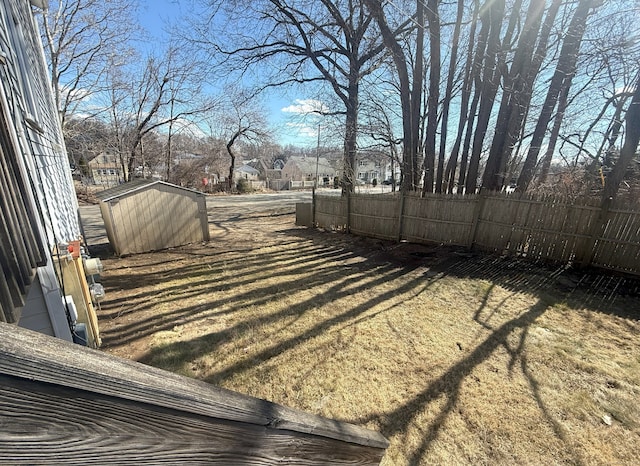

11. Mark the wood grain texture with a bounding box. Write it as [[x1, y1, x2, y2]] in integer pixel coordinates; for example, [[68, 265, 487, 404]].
[[0, 323, 388, 464], [0, 374, 384, 465]]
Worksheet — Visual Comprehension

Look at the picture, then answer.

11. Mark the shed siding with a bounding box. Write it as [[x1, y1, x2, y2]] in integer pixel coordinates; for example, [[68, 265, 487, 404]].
[[99, 201, 117, 250], [101, 182, 208, 255]]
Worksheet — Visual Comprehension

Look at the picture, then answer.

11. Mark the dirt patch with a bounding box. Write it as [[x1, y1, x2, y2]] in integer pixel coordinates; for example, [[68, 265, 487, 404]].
[[96, 209, 640, 465]]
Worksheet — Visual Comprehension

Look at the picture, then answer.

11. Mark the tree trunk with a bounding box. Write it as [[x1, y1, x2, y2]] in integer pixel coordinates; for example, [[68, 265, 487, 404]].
[[465, 0, 506, 194], [166, 98, 175, 182], [366, 0, 416, 193], [411, 0, 425, 191], [343, 77, 359, 194], [446, 0, 480, 194], [602, 76, 640, 201], [482, 0, 546, 191], [226, 142, 236, 192], [439, 0, 464, 193], [457, 91, 480, 194], [516, 0, 594, 192], [538, 78, 571, 184], [422, 0, 439, 195]]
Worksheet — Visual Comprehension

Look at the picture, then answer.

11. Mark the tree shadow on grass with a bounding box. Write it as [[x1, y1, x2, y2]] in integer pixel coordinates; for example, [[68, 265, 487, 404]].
[[101, 241, 364, 348], [346, 250, 639, 464], [99, 221, 640, 464], [135, 250, 432, 374], [361, 296, 559, 465]]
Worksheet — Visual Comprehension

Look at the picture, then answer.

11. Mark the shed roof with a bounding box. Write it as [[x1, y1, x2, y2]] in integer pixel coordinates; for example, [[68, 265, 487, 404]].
[[285, 156, 335, 175], [96, 179, 204, 202], [236, 165, 260, 175]]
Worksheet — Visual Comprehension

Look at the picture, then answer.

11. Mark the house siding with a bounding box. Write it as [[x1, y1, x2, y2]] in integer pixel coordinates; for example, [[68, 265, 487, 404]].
[[17, 274, 53, 335], [1, 0, 79, 340]]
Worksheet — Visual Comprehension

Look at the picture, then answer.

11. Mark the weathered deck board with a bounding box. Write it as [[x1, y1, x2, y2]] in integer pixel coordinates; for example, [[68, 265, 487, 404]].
[[0, 323, 388, 465]]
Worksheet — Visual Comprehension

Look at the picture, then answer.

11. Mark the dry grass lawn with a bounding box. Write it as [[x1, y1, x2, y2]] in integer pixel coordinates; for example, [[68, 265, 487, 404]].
[[97, 209, 640, 465]]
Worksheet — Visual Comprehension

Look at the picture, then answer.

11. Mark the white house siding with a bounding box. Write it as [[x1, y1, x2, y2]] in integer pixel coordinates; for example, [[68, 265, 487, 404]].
[[1, 0, 78, 340]]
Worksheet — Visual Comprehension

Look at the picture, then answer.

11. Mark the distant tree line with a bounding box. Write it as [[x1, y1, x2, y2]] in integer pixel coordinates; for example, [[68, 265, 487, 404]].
[[40, 0, 640, 200]]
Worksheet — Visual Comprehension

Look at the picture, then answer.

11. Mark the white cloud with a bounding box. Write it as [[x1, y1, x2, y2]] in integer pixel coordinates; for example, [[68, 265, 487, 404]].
[[170, 118, 207, 138], [286, 121, 319, 138], [281, 99, 327, 115]]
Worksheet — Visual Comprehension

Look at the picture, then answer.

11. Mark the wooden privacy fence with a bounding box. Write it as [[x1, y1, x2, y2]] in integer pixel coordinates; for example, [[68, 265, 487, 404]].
[[312, 191, 640, 276], [0, 323, 388, 465]]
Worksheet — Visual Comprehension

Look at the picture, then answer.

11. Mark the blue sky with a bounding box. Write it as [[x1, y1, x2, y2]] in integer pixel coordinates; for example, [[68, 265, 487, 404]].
[[136, 0, 320, 147]]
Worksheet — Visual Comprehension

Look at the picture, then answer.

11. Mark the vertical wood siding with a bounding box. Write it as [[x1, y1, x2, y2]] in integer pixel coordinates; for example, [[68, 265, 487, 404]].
[[100, 182, 209, 255]]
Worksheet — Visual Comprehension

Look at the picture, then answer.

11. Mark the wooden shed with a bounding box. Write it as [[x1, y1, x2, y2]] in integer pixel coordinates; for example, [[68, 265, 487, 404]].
[[97, 180, 210, 255]]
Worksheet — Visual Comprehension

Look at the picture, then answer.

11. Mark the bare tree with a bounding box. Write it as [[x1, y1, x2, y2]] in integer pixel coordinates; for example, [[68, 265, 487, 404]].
[[445, 0, 480, 194], [205, 89, 270, 191], [464, 0, 509, 194], [191, 0, 410, 193], [602, 74, 640, 201], [360, 89, 403, 190], [437, 0, 464, 193], [104, 48, 217, 181], [516, 0, 596, 191], [38, 0, 138, 128], [366, 0, 424, 192], [481, 0, 559, 191], [421, 0, 440, 194]]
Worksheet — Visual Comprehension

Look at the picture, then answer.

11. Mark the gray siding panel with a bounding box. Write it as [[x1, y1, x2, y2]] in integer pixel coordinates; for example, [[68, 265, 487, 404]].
[[18, 274, 54, 336]]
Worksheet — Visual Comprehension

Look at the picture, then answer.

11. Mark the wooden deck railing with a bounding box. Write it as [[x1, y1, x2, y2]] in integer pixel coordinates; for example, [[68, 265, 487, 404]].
[[0, 323, 388, 465]]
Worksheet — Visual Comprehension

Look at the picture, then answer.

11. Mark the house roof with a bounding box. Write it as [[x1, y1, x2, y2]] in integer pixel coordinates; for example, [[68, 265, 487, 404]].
[[236, 165, 260, 175], [96, 179, 204, 202], [286, 156, 335, 175]]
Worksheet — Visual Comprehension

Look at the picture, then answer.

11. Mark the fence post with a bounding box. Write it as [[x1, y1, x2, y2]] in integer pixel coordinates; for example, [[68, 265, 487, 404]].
[[312, 187, 316, 226], [580, 196, 612, 268], [397, 191, 406, 242], [467, 188, 487, 250]]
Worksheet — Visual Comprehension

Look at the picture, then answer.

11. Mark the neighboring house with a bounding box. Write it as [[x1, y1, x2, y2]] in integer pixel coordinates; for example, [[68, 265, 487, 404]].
[[234, 164, 261, 181], [234, 164, 265, 190], [355, 155, 385, 184], [248, 157, 288, 190], [89, 153, 125, 187], [249, 157, 285, 179], [384, 160, 402, 184], [1, 0, 101, 346], [282, 155, 336, 187]]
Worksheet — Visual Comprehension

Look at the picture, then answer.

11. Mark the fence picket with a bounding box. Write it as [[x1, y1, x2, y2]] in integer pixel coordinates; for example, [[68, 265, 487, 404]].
[[312, 192, 640, 276]]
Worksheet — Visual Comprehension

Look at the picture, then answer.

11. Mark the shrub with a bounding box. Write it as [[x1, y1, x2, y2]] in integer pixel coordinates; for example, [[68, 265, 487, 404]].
[[236, 178, 253, 193]]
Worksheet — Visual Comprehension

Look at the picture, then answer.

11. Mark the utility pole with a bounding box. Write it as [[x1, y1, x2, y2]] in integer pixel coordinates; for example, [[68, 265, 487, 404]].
[[313, 123, 320, 226], [314, 123, 321, 188]]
